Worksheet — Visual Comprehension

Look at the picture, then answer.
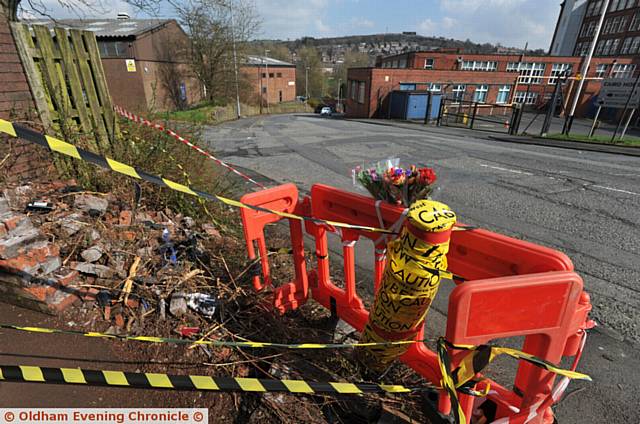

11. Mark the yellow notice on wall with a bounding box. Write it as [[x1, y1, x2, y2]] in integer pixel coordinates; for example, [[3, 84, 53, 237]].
[[126, 59, 137, 72]]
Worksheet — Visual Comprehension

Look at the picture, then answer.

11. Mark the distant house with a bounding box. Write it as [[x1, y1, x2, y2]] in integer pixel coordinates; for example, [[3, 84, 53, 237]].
[[243, 56, 296, 104], [30, 16, 203, 112]]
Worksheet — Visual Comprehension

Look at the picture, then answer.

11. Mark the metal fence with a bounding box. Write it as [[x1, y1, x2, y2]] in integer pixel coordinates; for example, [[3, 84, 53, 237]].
[[437, 97, 522, 135]]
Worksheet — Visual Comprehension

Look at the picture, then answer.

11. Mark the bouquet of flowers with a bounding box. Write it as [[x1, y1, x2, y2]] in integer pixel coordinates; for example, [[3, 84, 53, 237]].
[[353, 158, 437, 206]]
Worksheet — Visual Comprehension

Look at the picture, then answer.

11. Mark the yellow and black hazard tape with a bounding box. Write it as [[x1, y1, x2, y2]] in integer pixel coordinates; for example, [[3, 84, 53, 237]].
[[0, 323, 425, 349], [0, 363, 418, 395], [0, 120, 477, 236], [0, 120, 394, 235], [442, 338, 592, 387], [436, 338, 591, 424]]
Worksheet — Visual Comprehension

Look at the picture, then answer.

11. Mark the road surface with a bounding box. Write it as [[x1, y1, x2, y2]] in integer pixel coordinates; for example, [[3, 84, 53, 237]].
[[204, 113, 640, 423]]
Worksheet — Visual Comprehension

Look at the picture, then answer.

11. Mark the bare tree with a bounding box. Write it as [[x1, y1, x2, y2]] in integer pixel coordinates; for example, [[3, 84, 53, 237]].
[[174, 0, 260, 103], [155, 34, 190, 110], [7, 0, 160, 21]]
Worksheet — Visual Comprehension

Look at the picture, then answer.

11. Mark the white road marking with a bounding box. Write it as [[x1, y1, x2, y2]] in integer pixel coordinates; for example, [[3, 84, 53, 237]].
[[592, 185, 640, 196], [479, 164, 534, 176]]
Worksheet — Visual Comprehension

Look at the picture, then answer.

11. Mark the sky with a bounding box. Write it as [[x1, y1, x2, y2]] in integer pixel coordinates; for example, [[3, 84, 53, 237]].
[[22, 0, 563, 50]]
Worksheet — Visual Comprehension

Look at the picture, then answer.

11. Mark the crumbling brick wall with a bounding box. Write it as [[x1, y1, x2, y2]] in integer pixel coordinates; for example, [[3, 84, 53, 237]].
[[0, 2, 54, 182]]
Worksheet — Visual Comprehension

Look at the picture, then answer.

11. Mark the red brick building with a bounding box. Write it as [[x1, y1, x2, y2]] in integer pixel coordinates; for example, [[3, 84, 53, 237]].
[[243, 56, 297, 105], [573, 0, 640, 56], [31, 17, 204, 113], [346, 50, 638, 118]]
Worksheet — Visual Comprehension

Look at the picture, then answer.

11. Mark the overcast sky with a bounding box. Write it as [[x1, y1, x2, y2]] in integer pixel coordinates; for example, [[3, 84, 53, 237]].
[[23, 0, 562, 50]]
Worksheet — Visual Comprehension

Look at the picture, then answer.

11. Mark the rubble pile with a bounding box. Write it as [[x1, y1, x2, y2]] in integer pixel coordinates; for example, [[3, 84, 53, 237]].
[[0, 179, 430, 423]]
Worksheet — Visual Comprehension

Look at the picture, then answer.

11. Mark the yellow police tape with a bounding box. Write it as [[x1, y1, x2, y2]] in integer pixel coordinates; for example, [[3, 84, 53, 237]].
[[359, 200, 456, 372], [0, 120, 476, 236], [0, 363, 419, 395], [0, 120, 392, 234], [0, 323, 422, 349]]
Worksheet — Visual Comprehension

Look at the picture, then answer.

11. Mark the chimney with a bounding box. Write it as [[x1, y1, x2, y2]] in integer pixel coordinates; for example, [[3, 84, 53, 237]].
[[117, 12, 130, 20]]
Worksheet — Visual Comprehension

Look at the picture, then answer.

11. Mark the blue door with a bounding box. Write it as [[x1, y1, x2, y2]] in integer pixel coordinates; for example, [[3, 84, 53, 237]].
[[406, 93, 427, 120]]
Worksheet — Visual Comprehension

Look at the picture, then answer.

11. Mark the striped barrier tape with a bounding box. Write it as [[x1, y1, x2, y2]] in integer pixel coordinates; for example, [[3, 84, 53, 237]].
[[0, 323, 428, 349], [114, 105, 267, 189], [0, 364, 417, 395], [0, 120, 396, 235], [436, 337, 591, 424]]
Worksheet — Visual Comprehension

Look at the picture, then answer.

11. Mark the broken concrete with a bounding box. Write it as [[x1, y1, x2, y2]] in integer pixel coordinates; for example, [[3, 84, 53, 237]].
[[80, 245, 103, 263], [74, 194, 108, 214]]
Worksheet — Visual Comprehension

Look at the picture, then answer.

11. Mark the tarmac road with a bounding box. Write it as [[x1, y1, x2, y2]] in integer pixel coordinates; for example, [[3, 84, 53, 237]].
[[204, 113, 640, 423]]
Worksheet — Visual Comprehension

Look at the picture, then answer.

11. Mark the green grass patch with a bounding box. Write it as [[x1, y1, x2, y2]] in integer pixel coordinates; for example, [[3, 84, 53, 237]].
[[155, 101, 311, 124], [545, 133, 640, 147]]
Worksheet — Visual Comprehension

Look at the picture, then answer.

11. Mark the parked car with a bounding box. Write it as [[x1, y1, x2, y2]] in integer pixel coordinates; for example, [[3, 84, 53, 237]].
[[320, 106, 332, 116]]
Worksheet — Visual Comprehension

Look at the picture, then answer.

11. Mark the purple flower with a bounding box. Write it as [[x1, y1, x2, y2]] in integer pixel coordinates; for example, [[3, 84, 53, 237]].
[[394, 168, 403, 176], [405, 169, 412, 176]]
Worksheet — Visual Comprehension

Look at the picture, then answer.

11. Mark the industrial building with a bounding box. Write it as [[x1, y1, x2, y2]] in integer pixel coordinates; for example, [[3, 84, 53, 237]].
[[243, 56, 297, 105], [29, 17, 204, 112], [345, 50, 638, 119], [551, 0, 640, 56]]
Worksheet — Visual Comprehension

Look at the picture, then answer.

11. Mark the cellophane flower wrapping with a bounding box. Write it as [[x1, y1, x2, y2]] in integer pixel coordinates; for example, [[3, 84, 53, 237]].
[[352, 158, 437, 207]]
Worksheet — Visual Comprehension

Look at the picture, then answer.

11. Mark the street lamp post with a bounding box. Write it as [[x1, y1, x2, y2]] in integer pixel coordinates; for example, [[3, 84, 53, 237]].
[[265, 49, 270, 114], [225, 0, 242, 119], [338, 78, 342, 112], [305, 66, 309, 100], [563, 0, 610, 134]]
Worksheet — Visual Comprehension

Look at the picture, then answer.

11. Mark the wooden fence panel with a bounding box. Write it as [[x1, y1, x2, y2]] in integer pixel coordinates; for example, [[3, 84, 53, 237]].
[[10, 23, 116, 153]]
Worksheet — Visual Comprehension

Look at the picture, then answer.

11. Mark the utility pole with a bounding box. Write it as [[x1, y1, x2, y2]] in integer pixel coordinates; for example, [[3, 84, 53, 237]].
[[265, 49, 270, 114], [305, 66, 309, 100], [563, 0, 610, 134], [259, 58, 263, 114], [338, 78, 342, 112], [225, 0, 242, 119]]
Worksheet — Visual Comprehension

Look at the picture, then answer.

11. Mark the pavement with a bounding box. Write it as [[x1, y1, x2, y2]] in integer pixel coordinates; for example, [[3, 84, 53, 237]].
[[204, 113, 640, 423]]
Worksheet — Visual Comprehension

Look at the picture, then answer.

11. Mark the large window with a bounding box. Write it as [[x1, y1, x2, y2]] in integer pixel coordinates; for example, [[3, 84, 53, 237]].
[[611, 63, 636, 78], [587, 0, 604, 16], [461, 60, 497, 71], [452, 84, 466, 101], [399, 83, 416, 91], [358, 81, 366, 103], [507, 62, 546, 84], [473, 85, 488, 103], [595, 63, 609, 78], [580, 21, 598, 37], [549, 63, 572, 84], [98, 41, 128, 58], [630, 12, 640, 31], [429, 83, 441, 92], [349, 80, 357, 100], [513, 91, 538, 104], [424, 58, 434, 69], [621, 37, 634, 54], [631, 36, 640, 54], [575, 42, 590, 56], [496, 85, 511, 104]]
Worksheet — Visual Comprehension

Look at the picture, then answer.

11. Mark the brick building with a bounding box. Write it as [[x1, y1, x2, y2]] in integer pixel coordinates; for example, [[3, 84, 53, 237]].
[[31, 17, 204, 113], [346, 50, 638, 118], [243, 56, 297, 105], [553, 0, 640, 56]]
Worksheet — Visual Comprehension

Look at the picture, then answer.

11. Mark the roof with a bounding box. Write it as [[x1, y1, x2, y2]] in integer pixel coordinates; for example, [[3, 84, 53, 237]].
[[23, 19, 174, 38], [245, 55, 295, 67]]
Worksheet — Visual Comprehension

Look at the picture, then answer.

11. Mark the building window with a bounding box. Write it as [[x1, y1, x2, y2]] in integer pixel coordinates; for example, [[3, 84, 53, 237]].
[[611, 63, 636, 78], [424, 58, 434, 69], [399, 59, 407, 68], [618, 15, 629, 32], [276, 72, 282, 78], [631, 36, 640, 54], [429, 83, 441, 92], [399, 83, 416, 90], [621, 37, 634, 54], [549, 63, 572, 84], [595, 63, 609, 78], [268, 73, 274, 78], [508, 62, 546, 84], [630, 12, 640, 31], [610, 38, 620, 55], [452, 84, 466, 101], [358, 81, 366, 103], [461, 60, 497, 71], [496, 85, 511, 104], [595, 39, 605, 55], [473, 85, 488, 103], [603, 17, 615, 34], [98, 41, 128, 58], [574, 42, 590, 56], [261, 72, 266, 78], [513, 91, 537, 104], [262, 87, 267, 94]]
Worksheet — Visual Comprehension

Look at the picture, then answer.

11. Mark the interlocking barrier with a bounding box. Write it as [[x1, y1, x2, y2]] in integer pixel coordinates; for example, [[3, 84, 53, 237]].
[[239, 183, 594, 424]]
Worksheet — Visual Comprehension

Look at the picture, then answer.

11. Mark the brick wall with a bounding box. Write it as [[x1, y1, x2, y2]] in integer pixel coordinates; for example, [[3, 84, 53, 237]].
[[243, 65, 297, 104], [0, 6, 53, 181]]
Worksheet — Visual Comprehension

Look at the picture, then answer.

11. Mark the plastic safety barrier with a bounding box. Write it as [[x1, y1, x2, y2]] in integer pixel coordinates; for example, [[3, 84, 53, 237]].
[[239, 184, 594, 424]]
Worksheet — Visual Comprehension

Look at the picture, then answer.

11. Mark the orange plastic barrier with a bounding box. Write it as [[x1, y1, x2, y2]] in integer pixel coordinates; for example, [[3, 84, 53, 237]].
[[239, 184, 594, 424]]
